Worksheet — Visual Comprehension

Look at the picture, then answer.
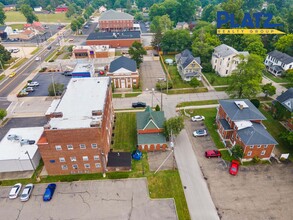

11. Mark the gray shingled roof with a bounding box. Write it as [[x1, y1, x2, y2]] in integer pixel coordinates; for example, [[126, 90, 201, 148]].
[[214, 44, 238, 57], [0, 26, 7, 31], [99, 9, 133, 21], [276, 88, 293, 112], [219, 119, 232, 130], [237, 122, 278, 145], [175, 49, 201, 68], [219, 99, 266, 121], [87, 31, 140, 41], [109, 56, 136, 72], [268, 50, 293, 65]]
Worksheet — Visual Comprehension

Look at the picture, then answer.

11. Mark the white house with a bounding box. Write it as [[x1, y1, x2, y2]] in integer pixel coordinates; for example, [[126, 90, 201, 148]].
[[264, 50, 293, 76], [0, 25, 13, 39], [0, 127, 43, 173], [34, 6, 42, 12], [211, 44, 249, 77]]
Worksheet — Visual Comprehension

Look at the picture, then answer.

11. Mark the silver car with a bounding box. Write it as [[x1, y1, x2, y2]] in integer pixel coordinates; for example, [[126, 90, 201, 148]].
[[9, 183, 22, 199], [20, 184, 34, 202]]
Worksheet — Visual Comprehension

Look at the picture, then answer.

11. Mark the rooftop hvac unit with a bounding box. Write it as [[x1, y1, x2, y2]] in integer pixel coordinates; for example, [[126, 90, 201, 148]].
[[90, 120, 101, 128], [7, 134, 22, 141], [50, 112, 63, 118], [20, 139, 29, 145]]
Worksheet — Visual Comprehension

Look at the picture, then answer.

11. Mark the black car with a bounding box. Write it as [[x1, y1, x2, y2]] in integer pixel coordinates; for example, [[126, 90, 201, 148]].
[[47, 46, 52, 50], [132, 102, 146, 108], [62, 71, 72, 76]]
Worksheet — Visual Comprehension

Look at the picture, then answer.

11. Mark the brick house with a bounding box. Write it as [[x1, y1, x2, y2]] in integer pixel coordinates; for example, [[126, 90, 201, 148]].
[[108, 56, 139, 89], [175, 49, 202, 81], [217, 99, 278, 161], [55, 5, 68, 13], [86, 31, 141, 48], [274, 88, 293, 129], [264, 50, 293, 76], [136, 106, 167, 151], [73, 45, 115, 59], [98, 9, 134, 31], [38, 77, 114, 175]]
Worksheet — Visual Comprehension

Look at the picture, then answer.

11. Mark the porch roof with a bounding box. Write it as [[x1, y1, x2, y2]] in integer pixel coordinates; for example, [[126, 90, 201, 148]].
[[219, 119, 232, 130]]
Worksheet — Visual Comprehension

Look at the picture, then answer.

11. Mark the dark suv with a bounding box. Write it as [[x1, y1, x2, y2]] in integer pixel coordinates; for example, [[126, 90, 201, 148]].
[[132, 102, 146, 108]]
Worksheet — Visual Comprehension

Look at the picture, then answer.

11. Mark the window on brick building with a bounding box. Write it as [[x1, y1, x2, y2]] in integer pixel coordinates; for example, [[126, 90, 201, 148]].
[[91, 143, 97, 149], [61, 165, 68, 170], [261, 150, 266, 155], [70, 156, 77, 162], [250, 146, 254, 149], [94, 155, 100, 160], [80, 144, 86, 149], [95, 163, 101, 168], [67, 145, 73, 150], [257, 145, 261, 148], [72, 164, 78, 169], [83, 156, 89, 161], [55, 145, 62, 150], [264, 145, 268, 148], [59, 157, 65, 162], [84, 164, 90, 169], [247, 151, 252, 156]]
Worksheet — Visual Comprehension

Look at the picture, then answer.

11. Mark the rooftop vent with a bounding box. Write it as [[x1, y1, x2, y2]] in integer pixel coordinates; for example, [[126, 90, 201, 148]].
[[7, 134, 21, 141], [234, 101, 249, 110], [50, 112, 63, 118], [44, 124, 51, 129]]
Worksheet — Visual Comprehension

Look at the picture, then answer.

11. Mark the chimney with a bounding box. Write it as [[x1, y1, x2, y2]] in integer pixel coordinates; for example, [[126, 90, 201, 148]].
[[239, 104, 243, 110], [117, 152, 120, 156]]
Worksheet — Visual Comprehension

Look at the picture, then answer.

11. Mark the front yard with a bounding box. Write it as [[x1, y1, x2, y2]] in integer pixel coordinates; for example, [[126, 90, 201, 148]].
[[203, 72, 233, 86]]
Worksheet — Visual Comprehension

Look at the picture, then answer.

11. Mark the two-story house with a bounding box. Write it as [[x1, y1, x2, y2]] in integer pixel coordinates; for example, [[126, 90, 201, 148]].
[[264, 50, 293, 76], [274, 88, 293, 129], [211, 44, 249, 77], [108, 56, 139, 89], [217, 99, 278, 161], [175, 49, 202, 81], [136, 106, 167, 151]]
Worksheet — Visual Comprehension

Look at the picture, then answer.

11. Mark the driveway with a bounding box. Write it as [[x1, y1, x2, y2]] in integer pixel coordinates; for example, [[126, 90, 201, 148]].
[[0, 179, 177, 220]]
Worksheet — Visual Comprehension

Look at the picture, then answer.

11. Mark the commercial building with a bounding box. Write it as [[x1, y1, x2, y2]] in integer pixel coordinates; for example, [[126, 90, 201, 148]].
[[38, 77, 114, 175], [72, 63, 95, 78], [73, 45, 115, 59], [0, 127, 43, 173]]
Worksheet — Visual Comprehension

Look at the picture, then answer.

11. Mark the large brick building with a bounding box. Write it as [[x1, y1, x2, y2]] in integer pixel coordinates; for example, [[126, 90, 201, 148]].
[[86, 31, 141, 48], [217, 99, 278, 161], [98, 9, 134, 31], [73, 45, 115, 59], [38, 77, 114, 175]]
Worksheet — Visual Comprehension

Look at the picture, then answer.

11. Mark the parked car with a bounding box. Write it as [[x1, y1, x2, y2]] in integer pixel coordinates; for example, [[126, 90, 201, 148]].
[[27, 81, 39, 87], [26, 87, 34, 92], [47, 46, 52, 50], [205, 150, 221, 158], [20, 184, 34, 202], [9, 72, 16, 78], [132, 102, 146, 108], [193, 129, 208, 137], [63, 71, 72, 76], [9, 183, 22, 199], [43, 183, 57, 201], [84, 25, 89, 29], [35, 57, 41, 61], [191, 115, 205, 122], [229, 160, 240, 175], [13, 48, 20, 53]]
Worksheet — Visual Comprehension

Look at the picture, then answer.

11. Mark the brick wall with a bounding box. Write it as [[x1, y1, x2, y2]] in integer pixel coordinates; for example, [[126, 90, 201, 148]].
[[138, 143, 167, 152], [99, 20, 134, 30], [86, 39, 141, 48]]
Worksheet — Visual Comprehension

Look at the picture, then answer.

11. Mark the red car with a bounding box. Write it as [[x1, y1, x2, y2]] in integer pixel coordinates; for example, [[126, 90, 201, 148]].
[[229, 160, 240, 175], [205, 150, 221, 158]]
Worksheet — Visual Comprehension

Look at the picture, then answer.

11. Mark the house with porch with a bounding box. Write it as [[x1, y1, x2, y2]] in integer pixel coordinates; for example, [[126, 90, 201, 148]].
[[108, 56, 139, 89], [175, 49, 202, 81], [264, 50, 293, 76], [217, 99, 278, 161], [136, 106, 167, 151]]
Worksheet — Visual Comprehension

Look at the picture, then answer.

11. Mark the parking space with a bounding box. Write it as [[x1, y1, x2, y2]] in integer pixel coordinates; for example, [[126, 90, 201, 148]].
[[27, 72, 71, 97], [0, 179, 177, 220], [184, 119, 293, 220]]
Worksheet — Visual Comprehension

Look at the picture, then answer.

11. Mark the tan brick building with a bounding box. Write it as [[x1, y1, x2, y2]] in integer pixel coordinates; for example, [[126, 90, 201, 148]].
[[98, 9, 134, 31], [72, 45, 115, 59], [216, 99, 277, 161], [38, 77, 114, 175]]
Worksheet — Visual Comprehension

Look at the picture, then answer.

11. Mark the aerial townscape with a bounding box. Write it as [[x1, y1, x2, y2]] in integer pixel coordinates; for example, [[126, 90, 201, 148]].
[[0, 0, 292, 219]]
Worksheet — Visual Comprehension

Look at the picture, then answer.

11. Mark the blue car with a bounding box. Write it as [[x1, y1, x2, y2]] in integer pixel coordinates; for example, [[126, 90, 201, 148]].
[[43, 183, 56, 201]]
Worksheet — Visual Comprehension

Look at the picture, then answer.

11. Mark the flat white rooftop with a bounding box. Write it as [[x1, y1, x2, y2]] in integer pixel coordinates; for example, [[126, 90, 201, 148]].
[[49, 77, 110, 129], [0, 127, 44, 160], [73, 63, 94, 73]]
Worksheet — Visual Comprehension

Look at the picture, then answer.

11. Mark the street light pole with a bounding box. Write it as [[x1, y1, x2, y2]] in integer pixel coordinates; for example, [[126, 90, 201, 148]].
[[25, 151, 36, 172], [151, 88, 154, 108]]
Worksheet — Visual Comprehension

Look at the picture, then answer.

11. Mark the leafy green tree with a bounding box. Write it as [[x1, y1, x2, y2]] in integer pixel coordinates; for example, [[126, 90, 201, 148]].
[[161, 29, 191, 53], [164, 116, 184, 137], [150, 15, 173, 33], [48, 83, 65, 96], [0, 4, 6, 25], [280, 132, 293, 146], [128, 41, 147, 68], [262, 83, 276, 98], [231, 145, 244, 159], [71, 20, 79, 32], [151, 29, 163, 51], [242, 0, 263, 11], [134, 12, 143, 21], [66, 4, 76, 18], [0, 45, 12, 65], [227, 54, 264, 99], [176, 0, 196, 22], [155, 104, 160, 111], [0, 108, 7, 121], [221, 0, 244, 25], [20, 4, 39, 24], [274, 34, 293, 56], [245, 42, 267, 59], [266, 4, 278, 15], [250, 99, 260, 108], [201, 4, 221, 22], [189, 77, 200, 88]]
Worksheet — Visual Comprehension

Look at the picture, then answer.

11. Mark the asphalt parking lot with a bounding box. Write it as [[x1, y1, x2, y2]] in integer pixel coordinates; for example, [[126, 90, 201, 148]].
[[27, 72, 71, 96], [0, 179, 177, 220], [185, 118, 293, 220]]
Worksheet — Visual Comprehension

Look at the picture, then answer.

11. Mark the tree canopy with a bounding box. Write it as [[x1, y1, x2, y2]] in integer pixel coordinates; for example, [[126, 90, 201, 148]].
[[164, 116, 184, 138], [20, 4, 39, 24], [161, 29, 191, 53], [0, 4, 6, 25], [128, 41, 147, 68]]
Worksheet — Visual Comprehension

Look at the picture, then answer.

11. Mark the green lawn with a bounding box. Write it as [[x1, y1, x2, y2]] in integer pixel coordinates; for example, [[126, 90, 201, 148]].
[[203, 72, 233, 86], [0, 74, 5, 81], [214, 86, 228, 91], [177, 100, 219, 108], [5, 11, 72, 23], [112, 113, 137, 152], [263, 71, 290, 83], [10, 58, 28, 69], [163, 87, 208, 94]]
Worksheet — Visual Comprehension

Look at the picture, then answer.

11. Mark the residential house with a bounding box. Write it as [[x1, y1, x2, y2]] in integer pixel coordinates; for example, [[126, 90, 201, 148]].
[[55, 5, 68, 13], [3, 4, 16, 11], [136, 106, 167, 151], [211, 44, 249, 77], [98, 9, 134, 31], [264, 50, 293, 76], [34, 6, 42, 12], [9, 29, 34, 40], [72, 63, 95, 78], [0, 127, 43, 173], [99, 6, 107, 13], [217, 99, 278, 161], [38, 77, 114, 175], [274, 88, 293, 130], [73, 45, 115, 59], [175, 49, 202, 81], [0, 25, 13, 40], [176, 22, 189, 30], [24, 22, 45, 35], [108, 56, 139, 89], [86, 31, 141, 48]]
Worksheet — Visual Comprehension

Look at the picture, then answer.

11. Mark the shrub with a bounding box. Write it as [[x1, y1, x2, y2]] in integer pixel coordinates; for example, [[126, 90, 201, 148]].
[[250, 99, 260, 108], [156, 81, 173, 90], [252, 156, 261, 163], [155, 104, 160, 111], [48, 59, 54, 62]]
